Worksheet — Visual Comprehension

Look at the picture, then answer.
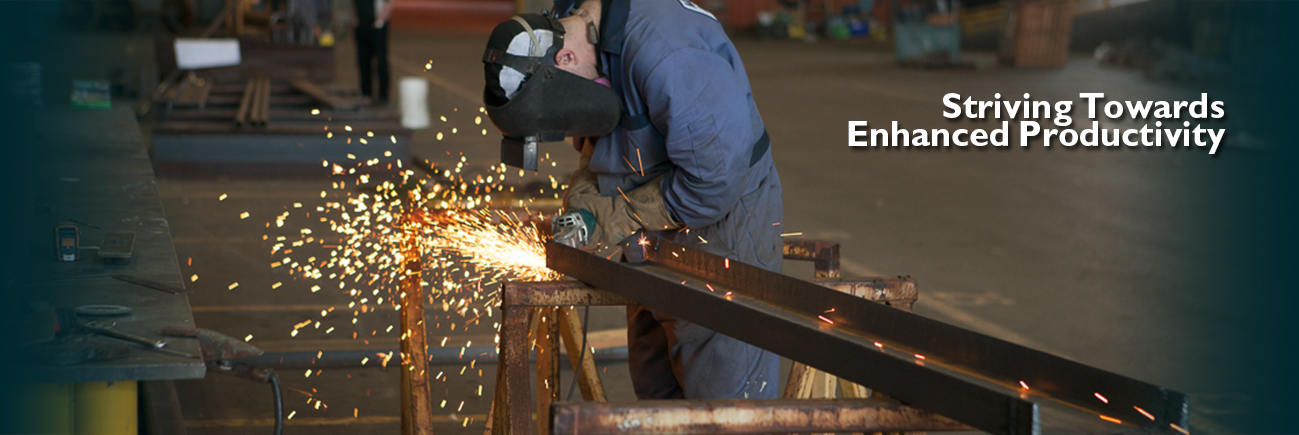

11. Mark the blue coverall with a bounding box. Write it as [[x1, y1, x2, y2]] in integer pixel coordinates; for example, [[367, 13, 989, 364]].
[[588, 0, 785, 400]]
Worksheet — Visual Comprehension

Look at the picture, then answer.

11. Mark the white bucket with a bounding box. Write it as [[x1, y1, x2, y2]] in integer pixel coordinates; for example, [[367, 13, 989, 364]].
[[399, 76, 430, 129], [174, 38, 241, 70]]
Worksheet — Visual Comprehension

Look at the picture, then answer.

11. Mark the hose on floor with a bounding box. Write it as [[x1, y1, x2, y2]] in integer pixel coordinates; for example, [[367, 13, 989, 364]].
[[268, 370, 283, 435]]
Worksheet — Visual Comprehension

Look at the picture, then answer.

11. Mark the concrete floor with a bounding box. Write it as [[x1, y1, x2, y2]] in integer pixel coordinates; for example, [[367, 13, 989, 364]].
[[158, 30, 1258, 434]]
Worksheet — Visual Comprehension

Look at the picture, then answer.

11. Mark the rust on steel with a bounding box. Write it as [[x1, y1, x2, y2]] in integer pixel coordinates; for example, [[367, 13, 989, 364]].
[[809, 276, 917, 304], [502, 305, 534, 434], [781, 239, 840, 277], [398, 242, 433, 435], [810, 275, 918, 311], [502, 281, 635, 307], [536, 308, 560, 435], [551, 398, 971, 435]]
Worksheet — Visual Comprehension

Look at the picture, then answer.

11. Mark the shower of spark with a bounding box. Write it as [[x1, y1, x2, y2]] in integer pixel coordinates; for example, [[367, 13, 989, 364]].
[[411, 208, 559, 283], [281, 155, 562, 321], [255, 107, 568, 424]]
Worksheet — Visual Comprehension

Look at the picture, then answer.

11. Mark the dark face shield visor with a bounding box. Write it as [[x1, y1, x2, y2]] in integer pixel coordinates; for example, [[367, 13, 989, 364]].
[[482, 49, 620, 141]]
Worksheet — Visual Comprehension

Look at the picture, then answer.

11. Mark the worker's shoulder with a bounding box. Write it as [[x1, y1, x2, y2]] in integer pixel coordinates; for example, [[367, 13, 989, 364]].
[[632, 0, 719, 23], [623, 0, 730, 60]]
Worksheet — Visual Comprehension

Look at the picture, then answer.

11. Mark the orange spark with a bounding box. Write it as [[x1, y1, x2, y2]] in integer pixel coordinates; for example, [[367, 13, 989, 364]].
[[623, 155, 638, 174], [635, 148, 644, 176], [617, 186, 631, 203], [1099, 415, 1122, 425]]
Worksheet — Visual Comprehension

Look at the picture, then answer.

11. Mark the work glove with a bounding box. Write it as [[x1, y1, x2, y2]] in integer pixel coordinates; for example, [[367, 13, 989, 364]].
[[560, 139, 681, 250]]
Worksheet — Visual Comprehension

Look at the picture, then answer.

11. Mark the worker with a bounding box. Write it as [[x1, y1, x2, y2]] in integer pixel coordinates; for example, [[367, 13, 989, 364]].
[[482, 0, 783, 400], [351, 0, 394, 105]]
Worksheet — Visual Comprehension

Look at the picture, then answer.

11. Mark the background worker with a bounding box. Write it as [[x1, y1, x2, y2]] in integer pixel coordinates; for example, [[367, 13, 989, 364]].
[[483, 0, 783, 400], [351, 0, 394, 105]]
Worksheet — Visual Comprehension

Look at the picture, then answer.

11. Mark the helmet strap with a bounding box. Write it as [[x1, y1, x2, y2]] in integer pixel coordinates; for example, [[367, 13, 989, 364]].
[[510, 16, 544, 57]]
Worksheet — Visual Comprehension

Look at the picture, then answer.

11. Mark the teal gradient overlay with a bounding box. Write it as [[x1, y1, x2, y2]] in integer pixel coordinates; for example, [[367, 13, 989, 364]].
[[1210, 2, 1299, 433]]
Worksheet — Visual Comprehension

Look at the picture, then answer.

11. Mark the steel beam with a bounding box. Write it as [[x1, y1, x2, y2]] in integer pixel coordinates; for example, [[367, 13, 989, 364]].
[[551, 398, 971, 435], [499, 277, 910, 308], [546, 235, 1188, 435]]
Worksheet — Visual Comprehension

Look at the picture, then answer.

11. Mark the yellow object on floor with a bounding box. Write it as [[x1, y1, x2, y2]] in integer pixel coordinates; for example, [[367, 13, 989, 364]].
[[13, 381, 137, 434], [74, 381, 137, 434]]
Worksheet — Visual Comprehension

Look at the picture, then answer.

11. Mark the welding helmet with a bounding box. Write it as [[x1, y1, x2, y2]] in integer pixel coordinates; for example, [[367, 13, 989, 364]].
[[482, 13, 620, 142]]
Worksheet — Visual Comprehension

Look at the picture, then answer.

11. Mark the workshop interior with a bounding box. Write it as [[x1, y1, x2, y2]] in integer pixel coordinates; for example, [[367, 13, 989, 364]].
[[1, 0, 1295, 434]]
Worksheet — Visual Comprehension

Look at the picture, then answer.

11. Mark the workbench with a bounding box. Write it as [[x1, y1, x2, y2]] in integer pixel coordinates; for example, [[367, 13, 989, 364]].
[[16, 106, 204, 433]]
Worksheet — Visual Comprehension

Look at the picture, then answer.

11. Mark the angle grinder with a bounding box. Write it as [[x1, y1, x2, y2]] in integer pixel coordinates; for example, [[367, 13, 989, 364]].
[[552, 209, 595, 248]]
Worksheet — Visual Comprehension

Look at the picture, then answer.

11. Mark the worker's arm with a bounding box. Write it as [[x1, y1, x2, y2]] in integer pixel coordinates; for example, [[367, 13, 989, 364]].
[[639, 47, 755, 229], [562, 46, 750, 246], [563, 139, 679, 249]]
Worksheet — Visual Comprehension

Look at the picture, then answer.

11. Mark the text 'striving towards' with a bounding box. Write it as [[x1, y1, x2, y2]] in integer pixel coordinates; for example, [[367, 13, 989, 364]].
[[849, 93, 1228, 154]]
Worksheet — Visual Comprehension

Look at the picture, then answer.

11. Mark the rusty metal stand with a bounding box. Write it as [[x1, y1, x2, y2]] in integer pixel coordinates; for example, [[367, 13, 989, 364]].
[[783, 240, 855, 404], [551, 398, 968, 434], [784, 240, 872, 429], [534, 307, 559, 435], [488, 240, 966, 435], [781, 240, 914, 435], [399, 229, 434, 435], [489, 293, 617, 435], [556, 306, 606, 402]]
